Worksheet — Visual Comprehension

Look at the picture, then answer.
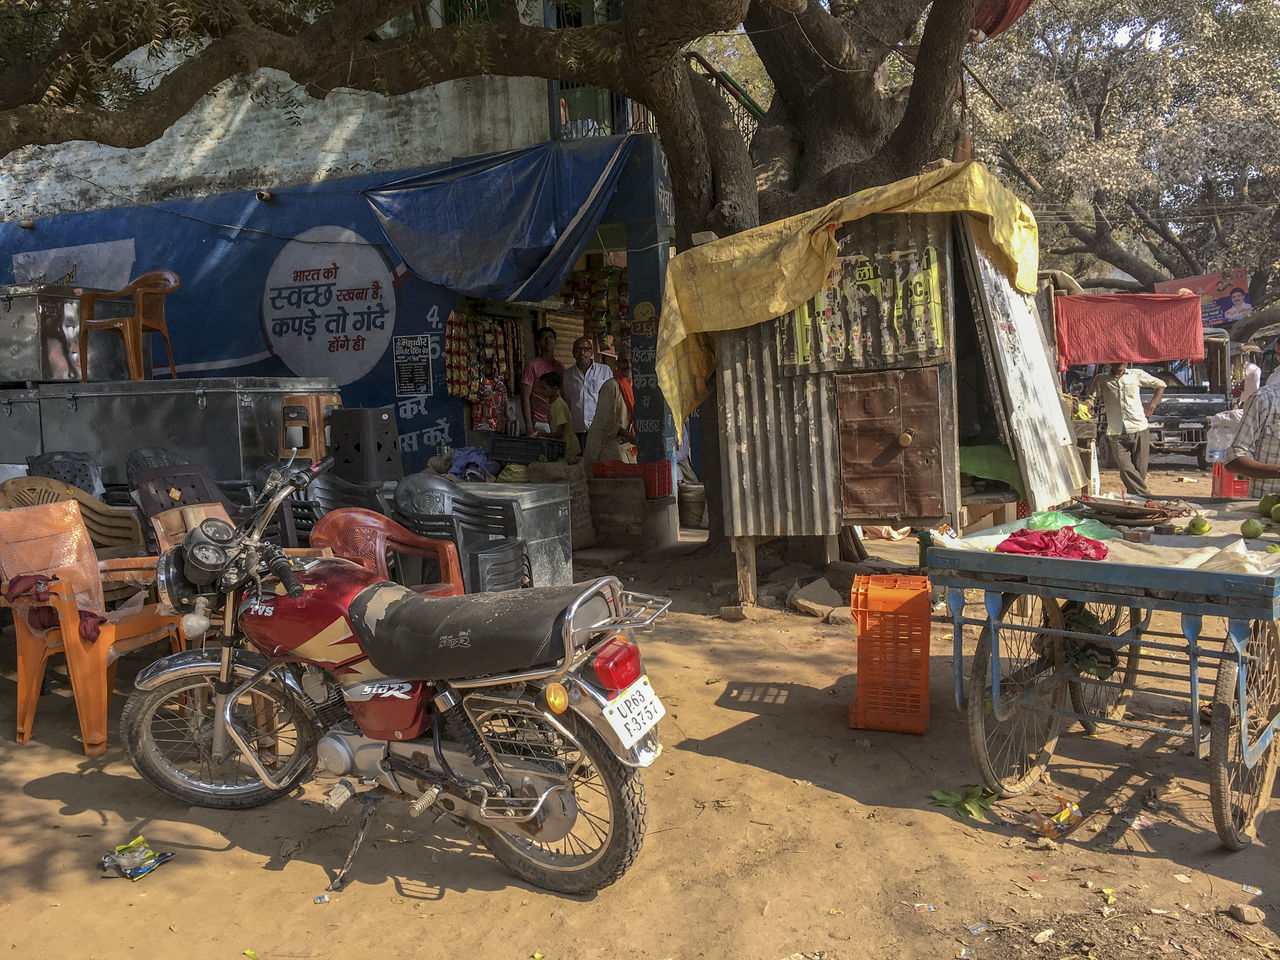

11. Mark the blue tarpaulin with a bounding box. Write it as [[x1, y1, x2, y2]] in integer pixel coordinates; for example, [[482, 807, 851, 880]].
[[365, 135, 637, 302]]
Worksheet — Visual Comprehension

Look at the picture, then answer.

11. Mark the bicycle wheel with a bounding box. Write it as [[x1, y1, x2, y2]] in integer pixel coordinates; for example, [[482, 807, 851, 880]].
[[1209, 621, 1280, 850], [968, 594, 1067, 798], [1065, 603, 1142, 734]]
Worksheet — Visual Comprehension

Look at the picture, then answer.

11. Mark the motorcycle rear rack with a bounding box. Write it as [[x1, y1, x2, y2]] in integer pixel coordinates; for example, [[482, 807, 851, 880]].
[[586, 589, 671, 637], [450, 577, 671, 690], [478, 783, 568, 823]]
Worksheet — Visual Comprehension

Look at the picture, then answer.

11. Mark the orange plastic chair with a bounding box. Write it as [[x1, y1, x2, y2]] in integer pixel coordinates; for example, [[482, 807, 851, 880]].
[[310, 508, 465, 597], [0, 501, 185, 755], [150, 502, 234, 551], [78, 270, 181, 380]]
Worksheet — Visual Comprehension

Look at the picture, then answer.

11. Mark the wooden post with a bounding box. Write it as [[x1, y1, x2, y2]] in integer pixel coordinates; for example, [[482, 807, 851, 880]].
[[730, 536, 758, 607]]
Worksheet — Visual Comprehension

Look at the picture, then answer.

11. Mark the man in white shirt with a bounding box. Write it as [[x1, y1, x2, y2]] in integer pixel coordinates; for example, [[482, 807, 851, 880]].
[[1261, 341, 1280, 389], [562, 336, 613, 449], [1240, 344, 1262, 408], [1087, 363, 1166, 498]]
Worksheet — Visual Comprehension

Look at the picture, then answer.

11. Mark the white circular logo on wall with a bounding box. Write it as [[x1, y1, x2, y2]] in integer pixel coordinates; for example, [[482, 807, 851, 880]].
[[261, 225, 396, 384]]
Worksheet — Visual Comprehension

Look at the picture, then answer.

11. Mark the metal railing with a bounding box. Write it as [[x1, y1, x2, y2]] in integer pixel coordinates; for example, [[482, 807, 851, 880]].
[[683, 51, 765, 145]]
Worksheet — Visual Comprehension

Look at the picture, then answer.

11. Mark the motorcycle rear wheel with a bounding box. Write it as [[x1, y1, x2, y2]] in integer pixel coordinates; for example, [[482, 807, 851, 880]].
[[121, 672, 317, 809], [474, 712, 647, 895]]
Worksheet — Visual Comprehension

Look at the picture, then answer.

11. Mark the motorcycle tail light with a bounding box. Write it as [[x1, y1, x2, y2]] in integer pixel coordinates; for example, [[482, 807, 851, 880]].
[[591, 636, 641, 691]]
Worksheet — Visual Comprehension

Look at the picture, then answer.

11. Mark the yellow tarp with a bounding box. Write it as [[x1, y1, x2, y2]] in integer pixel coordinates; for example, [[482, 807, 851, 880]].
[[657, 161, 1039, 436]]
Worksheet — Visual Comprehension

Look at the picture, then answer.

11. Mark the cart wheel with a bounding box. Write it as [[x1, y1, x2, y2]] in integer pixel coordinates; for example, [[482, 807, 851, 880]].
[[1066, 604, 1142, 734], [968, 594, 1067, 798], [1209, 622, 1280, 850]]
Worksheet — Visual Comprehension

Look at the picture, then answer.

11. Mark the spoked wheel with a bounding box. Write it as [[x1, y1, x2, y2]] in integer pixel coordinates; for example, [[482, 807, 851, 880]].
[[120, 672, 317, 809], [1064, 603, 1143, 734], [968, 594, 1067, 798], [473, 710, 646, 895], [1209, 622, 1280, 850]]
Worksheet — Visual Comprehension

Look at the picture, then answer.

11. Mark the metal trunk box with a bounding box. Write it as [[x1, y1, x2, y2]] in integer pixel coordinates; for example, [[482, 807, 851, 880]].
[[4, 377, 340, 482], [0, 283, 136, 382]]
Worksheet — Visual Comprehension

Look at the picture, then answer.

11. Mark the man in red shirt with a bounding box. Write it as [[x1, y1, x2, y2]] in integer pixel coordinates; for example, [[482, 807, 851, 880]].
[[520, 326, 565, 435]]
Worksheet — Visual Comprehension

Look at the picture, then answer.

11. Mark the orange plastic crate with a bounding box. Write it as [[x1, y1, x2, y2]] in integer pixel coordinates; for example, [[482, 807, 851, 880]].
[[848, 574, 931, 735], [1212, 463, 1250, 499]]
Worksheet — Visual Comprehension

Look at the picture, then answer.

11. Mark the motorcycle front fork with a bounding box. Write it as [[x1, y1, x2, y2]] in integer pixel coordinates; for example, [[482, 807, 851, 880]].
[[209, 589, 240, 764]]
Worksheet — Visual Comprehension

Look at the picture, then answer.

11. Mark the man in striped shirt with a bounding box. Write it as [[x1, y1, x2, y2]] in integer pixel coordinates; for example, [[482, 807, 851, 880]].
[[1227, 380, 1280, 497]]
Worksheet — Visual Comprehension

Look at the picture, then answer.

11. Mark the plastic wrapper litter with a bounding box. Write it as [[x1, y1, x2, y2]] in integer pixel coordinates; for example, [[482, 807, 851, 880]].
[[101, 835, 174, 881]]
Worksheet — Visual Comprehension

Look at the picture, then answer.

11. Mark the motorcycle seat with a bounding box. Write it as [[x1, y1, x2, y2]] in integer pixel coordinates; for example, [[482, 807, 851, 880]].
[[347, 580, 611, 681]]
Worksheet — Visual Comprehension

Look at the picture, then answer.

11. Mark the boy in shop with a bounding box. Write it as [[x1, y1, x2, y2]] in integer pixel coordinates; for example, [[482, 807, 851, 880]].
[[537, 371, 581, 459]]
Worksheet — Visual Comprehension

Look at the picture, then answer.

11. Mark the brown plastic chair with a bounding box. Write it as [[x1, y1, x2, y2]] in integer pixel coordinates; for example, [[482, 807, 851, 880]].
[[0, 501, 185, 755], [310, 508, 465, 597], [78, 270, 181, 380], [2, 476, 144, 550], [279, 393, 342, 461], [150, 502, 235, 552]]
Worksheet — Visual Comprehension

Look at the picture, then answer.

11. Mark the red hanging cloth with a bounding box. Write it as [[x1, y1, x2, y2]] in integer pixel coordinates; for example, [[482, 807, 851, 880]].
[[1054, 293, 1204, 372], [974, 0, 1034, 39]]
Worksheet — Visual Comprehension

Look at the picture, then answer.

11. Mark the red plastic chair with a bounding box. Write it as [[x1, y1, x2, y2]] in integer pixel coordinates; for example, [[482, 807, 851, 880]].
[[310, 508, 465, 597]]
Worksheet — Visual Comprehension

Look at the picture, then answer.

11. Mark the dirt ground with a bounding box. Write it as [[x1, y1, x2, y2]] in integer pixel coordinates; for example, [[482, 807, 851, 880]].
[[4, 456, 1280, 960]]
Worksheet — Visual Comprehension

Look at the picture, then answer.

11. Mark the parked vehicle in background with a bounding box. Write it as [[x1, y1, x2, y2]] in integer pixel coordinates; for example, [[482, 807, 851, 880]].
[[1140, 383, 1229, 469]]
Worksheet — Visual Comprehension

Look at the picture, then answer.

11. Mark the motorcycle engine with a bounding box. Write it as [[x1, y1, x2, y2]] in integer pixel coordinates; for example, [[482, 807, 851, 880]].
[[316, 723, 388, 779]]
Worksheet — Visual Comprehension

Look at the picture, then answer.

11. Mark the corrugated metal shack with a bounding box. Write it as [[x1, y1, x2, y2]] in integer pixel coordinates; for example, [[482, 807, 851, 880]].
[[718, 212, 1083, 602]]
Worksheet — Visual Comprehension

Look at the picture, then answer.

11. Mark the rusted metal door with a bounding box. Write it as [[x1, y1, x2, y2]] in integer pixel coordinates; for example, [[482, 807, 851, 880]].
[[836, 367, 946, 520]]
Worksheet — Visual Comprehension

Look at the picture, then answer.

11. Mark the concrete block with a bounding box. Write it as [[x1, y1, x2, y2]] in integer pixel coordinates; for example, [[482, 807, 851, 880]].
[[790, 577, 844, 619], [719, 604, 782, 622], [641, 496, 678, 553]]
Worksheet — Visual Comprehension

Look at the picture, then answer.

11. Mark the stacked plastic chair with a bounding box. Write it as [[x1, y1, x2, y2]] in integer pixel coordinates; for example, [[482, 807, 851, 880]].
[[392, 472, 529, 593]]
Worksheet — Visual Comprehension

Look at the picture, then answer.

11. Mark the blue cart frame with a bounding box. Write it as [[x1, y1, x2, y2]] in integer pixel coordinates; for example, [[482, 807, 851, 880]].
[[928, 518, 1280, 850]]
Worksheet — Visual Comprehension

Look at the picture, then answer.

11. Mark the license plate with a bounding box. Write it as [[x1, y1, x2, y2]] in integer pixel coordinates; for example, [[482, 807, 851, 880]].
[[602, 676, 665, 749]]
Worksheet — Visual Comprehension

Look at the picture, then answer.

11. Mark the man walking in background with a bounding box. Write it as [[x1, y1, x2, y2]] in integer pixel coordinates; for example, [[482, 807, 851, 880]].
[[1088, 363, 1166, 498], [563, 336, 613, 450]]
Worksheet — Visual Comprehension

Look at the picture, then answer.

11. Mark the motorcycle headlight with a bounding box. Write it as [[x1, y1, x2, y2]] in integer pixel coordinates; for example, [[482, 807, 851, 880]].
[[156, 548, 199, 611]]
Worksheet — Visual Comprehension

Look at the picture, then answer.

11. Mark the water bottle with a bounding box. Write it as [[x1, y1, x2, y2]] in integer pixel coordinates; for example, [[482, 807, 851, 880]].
[[1206, 416, 1234, 463]]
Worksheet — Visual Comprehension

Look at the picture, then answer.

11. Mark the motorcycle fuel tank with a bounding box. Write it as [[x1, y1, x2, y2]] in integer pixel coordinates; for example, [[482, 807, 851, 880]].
[[239, 557, 385, 670]]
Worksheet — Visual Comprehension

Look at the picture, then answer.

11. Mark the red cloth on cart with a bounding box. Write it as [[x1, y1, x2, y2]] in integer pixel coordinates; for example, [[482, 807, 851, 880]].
[[995, 526, 1108, 560], [1054, 293, 1203, 371]]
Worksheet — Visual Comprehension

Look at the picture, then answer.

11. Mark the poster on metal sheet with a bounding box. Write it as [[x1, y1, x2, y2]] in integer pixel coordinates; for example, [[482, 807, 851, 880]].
[[776, 219, 949, 374], [260, 225, 396, 385], [959, 215, 1083, 510], [392, 334, 434, 397]]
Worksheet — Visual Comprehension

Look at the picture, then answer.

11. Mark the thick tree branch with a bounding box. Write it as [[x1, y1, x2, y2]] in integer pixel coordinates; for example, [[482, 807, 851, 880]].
[[620, 0, 750, 245], [1079, 277, 1147, 292], [885, 0, 979, 168], [1137, 233, 1186, 279], [0, 13, 635, 158], [689, 71, 759, 235], [1126, 197, 1202, 276]]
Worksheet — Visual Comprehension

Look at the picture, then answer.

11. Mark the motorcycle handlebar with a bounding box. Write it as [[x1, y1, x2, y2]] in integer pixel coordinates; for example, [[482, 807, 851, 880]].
[[265, 547, 305, 599], [292, 454, 336, 489]]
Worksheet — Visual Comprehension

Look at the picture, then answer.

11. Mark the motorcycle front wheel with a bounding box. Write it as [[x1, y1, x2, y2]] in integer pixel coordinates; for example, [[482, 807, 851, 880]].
[[474, 711, 647, 895], [120, 672, 317, 809]]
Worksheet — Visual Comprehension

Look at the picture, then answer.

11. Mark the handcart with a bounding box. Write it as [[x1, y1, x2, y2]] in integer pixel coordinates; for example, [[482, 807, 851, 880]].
[[928, 501, 1280, 850]]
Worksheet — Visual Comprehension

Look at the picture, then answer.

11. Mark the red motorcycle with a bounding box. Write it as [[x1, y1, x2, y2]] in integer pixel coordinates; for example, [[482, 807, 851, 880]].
[[121, 456, 669, 894]]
